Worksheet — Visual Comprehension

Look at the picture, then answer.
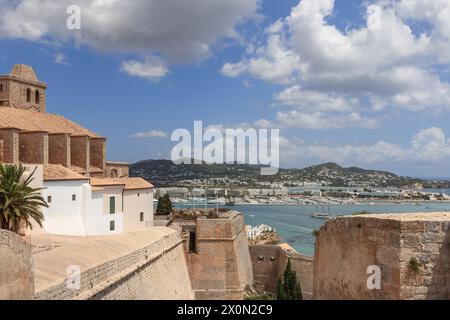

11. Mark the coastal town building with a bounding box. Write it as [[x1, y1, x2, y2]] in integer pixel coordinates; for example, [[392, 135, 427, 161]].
[[41, 165, 154, 236], [0, 64, 155, 237]]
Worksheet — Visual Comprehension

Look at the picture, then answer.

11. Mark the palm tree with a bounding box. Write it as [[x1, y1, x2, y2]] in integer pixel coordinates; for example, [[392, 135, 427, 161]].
[[0, 164, 48, 235]]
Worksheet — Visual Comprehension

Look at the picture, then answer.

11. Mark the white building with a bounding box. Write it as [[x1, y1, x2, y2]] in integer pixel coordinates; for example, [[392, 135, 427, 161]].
[[41, 165, 154, 236]]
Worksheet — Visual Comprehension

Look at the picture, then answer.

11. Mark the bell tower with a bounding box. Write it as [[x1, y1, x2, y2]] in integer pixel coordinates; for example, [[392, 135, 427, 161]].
[[0, 64, 47, 112]]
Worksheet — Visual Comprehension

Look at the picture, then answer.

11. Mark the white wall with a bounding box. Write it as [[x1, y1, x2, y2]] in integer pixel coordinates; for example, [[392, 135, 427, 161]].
[[123, 188, 154, 232], [43, 182, 124, 236], [42, 180, 89, 236], [85, 186, 124, 235]]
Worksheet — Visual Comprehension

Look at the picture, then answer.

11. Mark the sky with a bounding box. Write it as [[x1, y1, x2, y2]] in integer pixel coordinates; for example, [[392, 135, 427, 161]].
[[1, 0, 450, 177]]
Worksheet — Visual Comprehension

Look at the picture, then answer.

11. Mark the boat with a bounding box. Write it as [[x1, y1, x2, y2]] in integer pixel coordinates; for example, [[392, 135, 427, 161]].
[[310, 212, 331, 220], [310, 205, 331, 219]]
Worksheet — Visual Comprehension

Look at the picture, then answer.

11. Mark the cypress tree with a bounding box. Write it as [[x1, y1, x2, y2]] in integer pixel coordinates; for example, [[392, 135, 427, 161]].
[[276, 278, 286, 300], [277, 259, 303, 300]]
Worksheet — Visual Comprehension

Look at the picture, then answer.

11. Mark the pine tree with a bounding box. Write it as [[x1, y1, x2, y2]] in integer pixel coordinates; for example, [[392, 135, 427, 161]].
[[156, 194, 173, 215]]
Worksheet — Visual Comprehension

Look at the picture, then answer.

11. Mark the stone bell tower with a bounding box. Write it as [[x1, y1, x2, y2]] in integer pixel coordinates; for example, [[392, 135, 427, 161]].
[[0, 64, 47, 112]]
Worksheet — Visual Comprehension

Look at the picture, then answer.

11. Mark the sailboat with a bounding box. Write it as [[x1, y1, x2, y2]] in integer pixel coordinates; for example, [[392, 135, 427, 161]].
[[310, 204, 331, 220]]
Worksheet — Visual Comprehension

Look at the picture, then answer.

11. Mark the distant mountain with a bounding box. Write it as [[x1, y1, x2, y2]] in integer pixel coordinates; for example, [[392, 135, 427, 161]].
[[130, 159, 426, 188]]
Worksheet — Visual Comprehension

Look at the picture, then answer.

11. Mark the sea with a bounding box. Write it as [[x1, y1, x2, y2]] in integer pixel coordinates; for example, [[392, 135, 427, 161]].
[[177, 202, 450, 256]]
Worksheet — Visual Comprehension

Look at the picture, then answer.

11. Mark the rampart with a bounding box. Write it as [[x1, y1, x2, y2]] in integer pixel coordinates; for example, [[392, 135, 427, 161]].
[[173, 210, 254, 300], [249, 244, 314, 299], [32, 227, 194, 300], [314, 213, 450, 300], [0, 230, 34, 299]]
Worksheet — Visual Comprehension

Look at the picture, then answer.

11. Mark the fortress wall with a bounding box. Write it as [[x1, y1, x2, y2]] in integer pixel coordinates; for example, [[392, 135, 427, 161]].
[[250, 245, 314, 299], [0, 129, 20, 163], [105, 162, 129, 178], [48, 133, 71, 167], [186, 212, 254, 300], [0, 230, 34, 300], [399, 220, 450, 299], [33, 228, 194, 300], [70, 136, 90, 171], [314, 213, 450, 300], [89, 138, 105, 170], [19, 131, 49, 164]]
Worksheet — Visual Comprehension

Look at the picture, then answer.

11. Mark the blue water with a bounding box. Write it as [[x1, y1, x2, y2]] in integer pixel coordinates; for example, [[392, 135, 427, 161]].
[[177, 202, 450, 256]]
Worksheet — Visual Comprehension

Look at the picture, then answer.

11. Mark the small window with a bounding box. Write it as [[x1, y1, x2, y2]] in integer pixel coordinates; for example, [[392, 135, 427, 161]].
[[140, 212, 144, 222], [0, 84, 3, 92], [137, 193, 140, 197], [35, 90, 40, 104], [26, 88, 31, 102], [110, 220, 115, 231], [47, 196, 52, 203], [72, 194, 76, 201], [109, 196, 116, 214]]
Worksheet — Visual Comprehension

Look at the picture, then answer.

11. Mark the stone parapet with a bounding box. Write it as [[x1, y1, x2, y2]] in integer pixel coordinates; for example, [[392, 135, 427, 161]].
[[313, 213, 450, 300]]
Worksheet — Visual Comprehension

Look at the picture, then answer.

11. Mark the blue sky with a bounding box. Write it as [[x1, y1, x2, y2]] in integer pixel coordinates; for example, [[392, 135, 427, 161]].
[[1, 0, 450, 177]]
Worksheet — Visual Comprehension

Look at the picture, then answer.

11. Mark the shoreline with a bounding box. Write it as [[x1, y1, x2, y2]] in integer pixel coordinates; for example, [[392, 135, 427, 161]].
[[175, 200, 450, 207]]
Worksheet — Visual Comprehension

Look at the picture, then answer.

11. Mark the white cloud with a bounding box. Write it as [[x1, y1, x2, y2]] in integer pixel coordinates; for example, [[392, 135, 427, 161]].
[[275, 111, 378, 130], [131, 130, 169, 139], [274, 85, 358, 113], [121, 57, 169, 81], [280, 127, 450, 166], [53, 53, 68, 65], [0, 0, 260, 63], [222, 0, 450, 128]]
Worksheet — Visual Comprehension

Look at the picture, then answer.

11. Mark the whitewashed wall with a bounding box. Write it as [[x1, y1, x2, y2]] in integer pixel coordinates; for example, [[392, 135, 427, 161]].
[[85, 186, 124, 235], [42, 180, 89, 236], [123, 189, 154, 232]]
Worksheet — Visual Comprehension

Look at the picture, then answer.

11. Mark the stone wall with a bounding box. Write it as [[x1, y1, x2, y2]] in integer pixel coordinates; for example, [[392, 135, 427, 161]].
[[19, 131, 49, 164], [70, 136, 90, 171], [48, 133, 71, 167], [0, 230, 34, 300], [399, 217, 450, 299], [314, 213, 450, 300], [182, 212, 254, 300], [0, 128, 19, 163], [89, 138, 105, 171], [249, 244, 314, 299], [33, 228, 194, 300], [0, 64, 47, 112], [105, 162, 129, 178]]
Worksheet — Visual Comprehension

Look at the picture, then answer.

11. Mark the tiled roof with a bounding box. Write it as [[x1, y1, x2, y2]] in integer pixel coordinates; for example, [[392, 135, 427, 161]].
[[90, 177, 154, 190], [0, 107, 102, 138], [43, 164, 89, 181]]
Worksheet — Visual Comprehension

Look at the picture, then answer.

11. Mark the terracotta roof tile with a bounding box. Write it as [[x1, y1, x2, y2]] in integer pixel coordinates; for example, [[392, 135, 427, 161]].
[[90, 177, 154, 190], [44, 165, 89, 181], [0, 107, 102, 138]]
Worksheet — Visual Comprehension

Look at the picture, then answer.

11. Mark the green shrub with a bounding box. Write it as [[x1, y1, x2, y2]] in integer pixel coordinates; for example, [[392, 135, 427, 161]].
[[408, 257, 420, 273]]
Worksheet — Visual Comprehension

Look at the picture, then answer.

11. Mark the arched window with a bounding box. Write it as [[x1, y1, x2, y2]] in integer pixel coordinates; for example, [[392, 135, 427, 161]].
[[35, 90, 40, 104], [26, 88, 31, 102]]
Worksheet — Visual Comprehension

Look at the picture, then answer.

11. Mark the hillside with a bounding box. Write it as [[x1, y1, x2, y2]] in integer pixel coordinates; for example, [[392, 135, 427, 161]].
[[130, 160, 424, 188]]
